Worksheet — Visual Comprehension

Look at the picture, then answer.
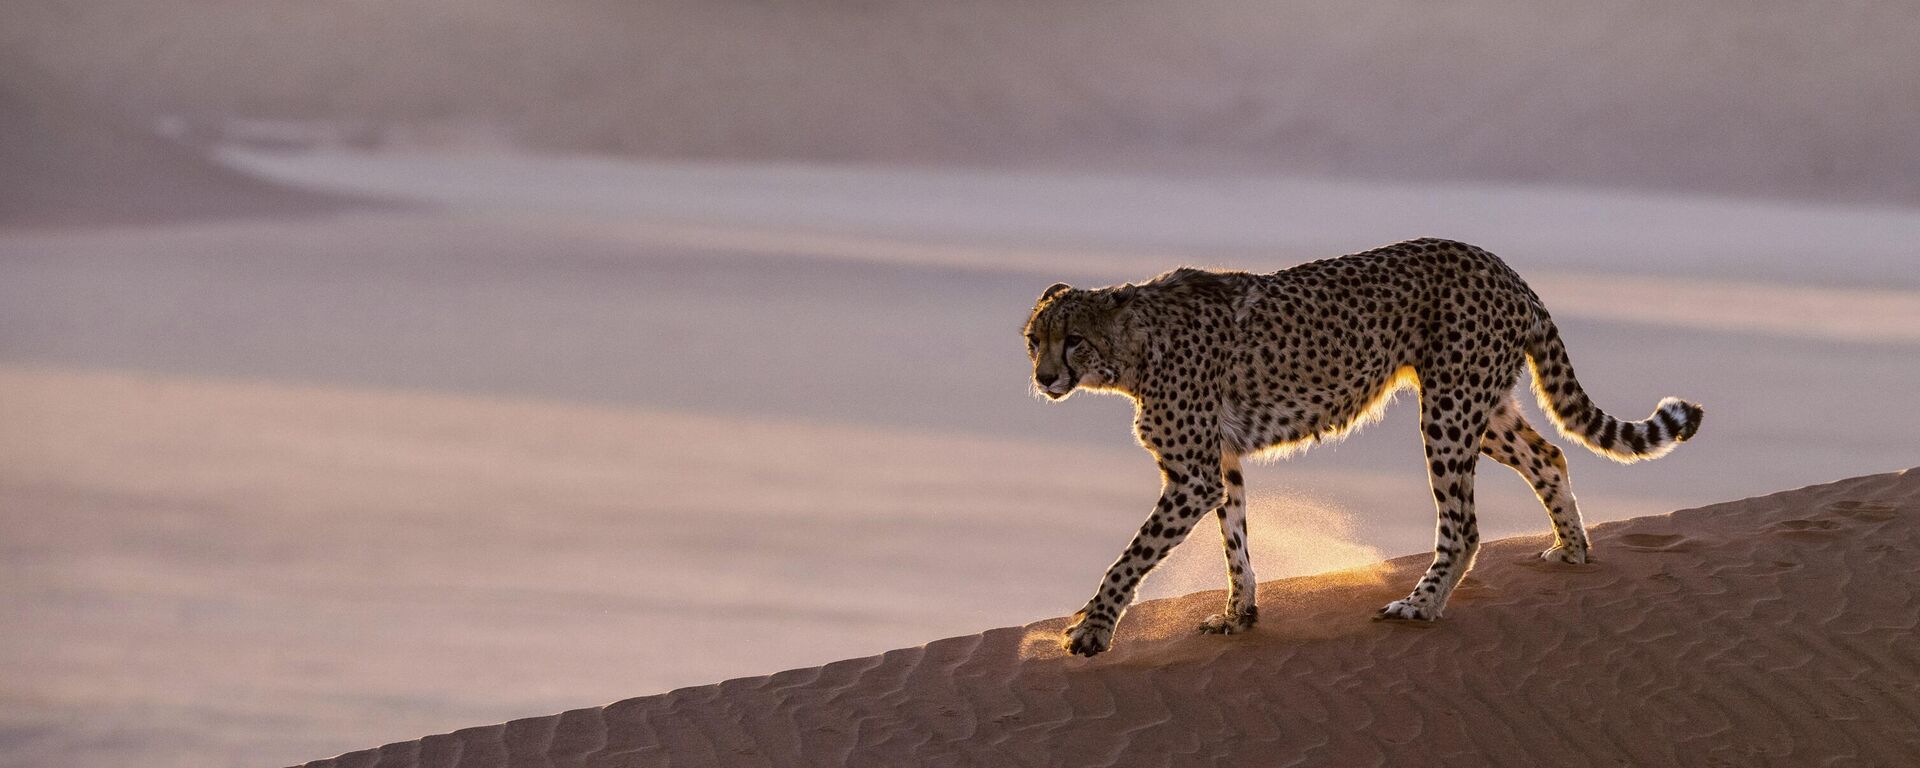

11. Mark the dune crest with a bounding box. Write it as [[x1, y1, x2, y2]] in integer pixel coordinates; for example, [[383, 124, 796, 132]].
[[297, 467, 1920, 767]]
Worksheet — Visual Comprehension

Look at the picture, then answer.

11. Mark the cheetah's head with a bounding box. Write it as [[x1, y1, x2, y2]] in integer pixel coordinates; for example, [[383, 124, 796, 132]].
[[1023, 282, 1135, 400]]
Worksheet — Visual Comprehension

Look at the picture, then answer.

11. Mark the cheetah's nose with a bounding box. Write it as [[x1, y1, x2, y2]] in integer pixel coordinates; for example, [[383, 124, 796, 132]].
[[1036, 372, 1059, 387]]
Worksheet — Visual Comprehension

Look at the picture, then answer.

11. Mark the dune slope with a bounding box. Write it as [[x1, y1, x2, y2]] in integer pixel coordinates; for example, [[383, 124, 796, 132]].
[[297, 467, 1920, 767]]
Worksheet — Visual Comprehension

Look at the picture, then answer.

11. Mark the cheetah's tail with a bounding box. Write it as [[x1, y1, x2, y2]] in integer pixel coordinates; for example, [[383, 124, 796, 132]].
[[1523, 314, 1703, 463]]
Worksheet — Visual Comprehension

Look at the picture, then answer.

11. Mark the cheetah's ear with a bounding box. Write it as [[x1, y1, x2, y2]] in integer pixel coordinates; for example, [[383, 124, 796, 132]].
[[1039, 282, 1072, 303], [1100, 285, 1136, 311]]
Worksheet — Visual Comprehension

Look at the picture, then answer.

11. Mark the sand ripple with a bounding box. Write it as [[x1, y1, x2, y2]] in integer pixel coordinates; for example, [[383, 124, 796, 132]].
[[297, 467, 1920, 767]]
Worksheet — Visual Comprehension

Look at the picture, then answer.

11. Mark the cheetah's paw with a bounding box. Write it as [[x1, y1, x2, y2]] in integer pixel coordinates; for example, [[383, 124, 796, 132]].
[[1539, 544, 1589, 565], [1199, 606, 1259, 635], [1062, 616, 1115, 657], [1373, 599, 1439, 622]]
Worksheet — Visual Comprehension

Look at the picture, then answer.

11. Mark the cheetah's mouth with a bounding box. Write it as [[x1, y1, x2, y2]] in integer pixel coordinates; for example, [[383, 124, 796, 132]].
[[1042, 372, 1077, 399]]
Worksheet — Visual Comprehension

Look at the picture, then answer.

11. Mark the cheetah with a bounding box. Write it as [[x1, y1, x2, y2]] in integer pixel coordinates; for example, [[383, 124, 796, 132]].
[[1023, 238, 1703, 657]]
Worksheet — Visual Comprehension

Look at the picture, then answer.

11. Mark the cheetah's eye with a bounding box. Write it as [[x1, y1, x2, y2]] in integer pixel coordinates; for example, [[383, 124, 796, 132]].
[[1025, 334, 1040, 351], [1065, 334, 1085, 350]]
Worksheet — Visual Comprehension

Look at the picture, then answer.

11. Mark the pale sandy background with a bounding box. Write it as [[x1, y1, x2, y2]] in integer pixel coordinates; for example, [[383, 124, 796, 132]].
[[3, 2, 1918, 766]]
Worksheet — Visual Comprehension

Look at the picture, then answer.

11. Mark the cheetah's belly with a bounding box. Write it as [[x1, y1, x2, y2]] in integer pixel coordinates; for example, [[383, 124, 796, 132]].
[[1220, 365, 1418, 459]]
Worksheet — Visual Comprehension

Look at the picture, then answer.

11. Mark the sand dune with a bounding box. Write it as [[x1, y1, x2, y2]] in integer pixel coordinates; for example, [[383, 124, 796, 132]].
[[8, 1, 1918, 204], [0, 56, 359, 227], [294, 468, 1920, 767], [216, 149, 1920, 291]]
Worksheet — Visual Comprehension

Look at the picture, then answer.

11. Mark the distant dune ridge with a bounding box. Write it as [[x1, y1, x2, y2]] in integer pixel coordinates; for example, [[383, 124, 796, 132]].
[[297, 468, 1920, 768], [0, 56, 360, 226], [7, 0, 1919, 205]]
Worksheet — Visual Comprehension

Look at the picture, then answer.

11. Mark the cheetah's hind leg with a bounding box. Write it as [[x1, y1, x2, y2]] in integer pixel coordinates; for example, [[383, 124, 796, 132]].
[[1481, 396, 1589, 564], [1375, 382, 1495, 622]]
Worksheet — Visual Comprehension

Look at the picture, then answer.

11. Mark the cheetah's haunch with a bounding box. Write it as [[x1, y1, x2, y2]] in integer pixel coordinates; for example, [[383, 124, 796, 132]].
[[1023, 238, 1703, 656]]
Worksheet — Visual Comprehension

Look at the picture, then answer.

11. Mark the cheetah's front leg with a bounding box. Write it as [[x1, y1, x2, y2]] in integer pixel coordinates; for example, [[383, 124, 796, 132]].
[[1064, 451, 1224, 656], [1199, 454, 1257, 635]]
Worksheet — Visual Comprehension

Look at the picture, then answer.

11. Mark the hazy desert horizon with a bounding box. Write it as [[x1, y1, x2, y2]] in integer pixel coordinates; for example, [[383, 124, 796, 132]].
[[9, 0, 1919, 206], [5, 2, 1918, 766]]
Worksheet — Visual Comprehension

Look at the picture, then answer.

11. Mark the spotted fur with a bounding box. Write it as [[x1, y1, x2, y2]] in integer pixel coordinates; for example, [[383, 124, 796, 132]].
[[1023, 238, 1703, 656]]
